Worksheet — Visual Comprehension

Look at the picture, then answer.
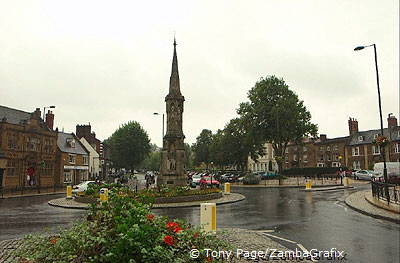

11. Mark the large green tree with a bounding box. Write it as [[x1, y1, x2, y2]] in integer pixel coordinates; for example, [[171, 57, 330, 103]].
[[218, 118, 264, 171], [140, 151, 161, 171], [238, 76, 318, 173], [192, 129, 213, 168], [106, 121, 151, 171]]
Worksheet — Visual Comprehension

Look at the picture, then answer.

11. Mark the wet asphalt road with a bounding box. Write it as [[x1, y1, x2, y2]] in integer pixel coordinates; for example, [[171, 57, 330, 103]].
[[1, 185, 399, 262]]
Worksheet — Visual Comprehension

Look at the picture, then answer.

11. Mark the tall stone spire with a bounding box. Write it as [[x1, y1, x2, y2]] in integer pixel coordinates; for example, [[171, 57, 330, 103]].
[[159, 38, 186, 187], [169, 38, 181, 96]]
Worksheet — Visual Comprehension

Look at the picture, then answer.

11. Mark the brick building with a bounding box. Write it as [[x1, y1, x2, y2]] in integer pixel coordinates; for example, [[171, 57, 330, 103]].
[[55, 132, 89, 186], [0, 106, 57, 191], [345, 117, 400, 170]]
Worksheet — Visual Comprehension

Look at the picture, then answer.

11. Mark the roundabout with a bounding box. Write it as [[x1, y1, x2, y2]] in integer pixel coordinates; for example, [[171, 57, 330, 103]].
[[48, 192, 246, 209]]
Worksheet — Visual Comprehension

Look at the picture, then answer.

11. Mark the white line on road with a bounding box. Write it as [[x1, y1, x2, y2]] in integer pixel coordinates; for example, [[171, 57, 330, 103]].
[[262, 233, 297, 244], [334, 201, 348, 211]]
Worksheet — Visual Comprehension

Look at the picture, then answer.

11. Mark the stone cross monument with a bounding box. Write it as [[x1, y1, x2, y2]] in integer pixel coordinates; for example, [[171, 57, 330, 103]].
[[158, 39, 186, 186]]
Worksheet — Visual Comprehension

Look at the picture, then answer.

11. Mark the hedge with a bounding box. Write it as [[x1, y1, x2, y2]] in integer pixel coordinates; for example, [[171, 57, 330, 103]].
[[281, 167, 348, 176]]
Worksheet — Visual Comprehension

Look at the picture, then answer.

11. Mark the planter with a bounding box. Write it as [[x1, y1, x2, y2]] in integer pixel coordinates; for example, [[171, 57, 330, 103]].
[[75, 196, 96, 204], [154, 192, 222, 204]]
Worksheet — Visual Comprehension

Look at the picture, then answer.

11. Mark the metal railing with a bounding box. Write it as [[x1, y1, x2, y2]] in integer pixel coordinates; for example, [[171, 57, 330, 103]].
[[371, 181, 400, 204]]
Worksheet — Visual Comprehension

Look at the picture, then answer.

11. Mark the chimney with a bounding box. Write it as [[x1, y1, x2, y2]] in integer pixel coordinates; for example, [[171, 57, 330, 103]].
[[320, 134, 327, 142], [45, 110, 54, 130], [388, 115, 398, 128], [34, 108, 41, 119], [348, 117, 359, 135]]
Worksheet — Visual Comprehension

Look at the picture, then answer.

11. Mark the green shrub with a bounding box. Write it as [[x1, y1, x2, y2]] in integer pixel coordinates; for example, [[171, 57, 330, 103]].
[[281, 167, 344, 176], [14, 190, 229, 263]]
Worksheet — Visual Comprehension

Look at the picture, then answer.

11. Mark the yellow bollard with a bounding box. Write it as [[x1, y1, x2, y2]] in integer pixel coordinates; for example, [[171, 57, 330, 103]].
[[200, 203, 216, 232], [224, 183, 231, 194], [343, 177, 350, 187], [99, 188, 109, 202], [66, 185, 72, 199], [305, 180, 312, 190]]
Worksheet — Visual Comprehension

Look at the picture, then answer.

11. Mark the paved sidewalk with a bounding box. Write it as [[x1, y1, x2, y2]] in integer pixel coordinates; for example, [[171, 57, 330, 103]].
[[48, 193, 246, 210], [0, 228, 311, 263], [0, 190, 65, 199], [345, 190, 400, 224]]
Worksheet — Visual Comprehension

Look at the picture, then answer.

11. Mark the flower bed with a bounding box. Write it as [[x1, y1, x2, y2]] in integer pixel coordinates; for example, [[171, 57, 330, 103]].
[[14, 189, 229, 262]]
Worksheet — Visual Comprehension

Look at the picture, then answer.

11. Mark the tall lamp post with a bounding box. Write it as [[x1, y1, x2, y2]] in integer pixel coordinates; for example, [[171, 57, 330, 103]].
[[354, 44, 389, 201], [153, 112, 165, 148], [43, 105, 56, 120]]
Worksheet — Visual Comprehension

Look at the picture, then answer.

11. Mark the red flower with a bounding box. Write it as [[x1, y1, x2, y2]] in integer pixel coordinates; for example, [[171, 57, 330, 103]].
[[207, 256, 213, 262], [193, 232, 199, 238], [163, 235, 174, 246], [49, 238, 58, 245], [166, 222, 179, 230], [173, 227, 182, 233], [146, 214, 155, 221]]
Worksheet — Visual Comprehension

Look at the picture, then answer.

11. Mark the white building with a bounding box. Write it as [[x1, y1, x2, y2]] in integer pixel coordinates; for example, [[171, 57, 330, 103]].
[[248, 143, 278, 172], [80, 137, 100, 180]]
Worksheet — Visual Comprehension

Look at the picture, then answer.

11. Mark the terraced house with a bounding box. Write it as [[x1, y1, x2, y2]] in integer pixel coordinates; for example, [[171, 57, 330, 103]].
[[56, 132, 89, 186], [0, 106, 57, 192]]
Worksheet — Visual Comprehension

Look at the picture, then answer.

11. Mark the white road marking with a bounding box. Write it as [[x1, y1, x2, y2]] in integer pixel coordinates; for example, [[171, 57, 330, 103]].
[[262, 233, 297, 244], [334, 201, 348, 211]]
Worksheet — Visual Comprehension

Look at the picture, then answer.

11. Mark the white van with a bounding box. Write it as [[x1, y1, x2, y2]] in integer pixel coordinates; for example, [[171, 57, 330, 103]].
[[374, 162, 400, 176]]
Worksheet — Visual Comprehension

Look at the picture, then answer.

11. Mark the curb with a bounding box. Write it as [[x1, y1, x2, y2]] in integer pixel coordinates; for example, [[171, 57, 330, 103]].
[[300, 186, 355, 192], [344, 191, 400, 224], [48, 193, 246, 210], [231, 184, 341, 189]]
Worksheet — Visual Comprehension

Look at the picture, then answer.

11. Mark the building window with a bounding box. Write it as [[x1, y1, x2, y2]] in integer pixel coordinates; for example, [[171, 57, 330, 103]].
[[6, 160, 16, 176], [285, 148, 288, 154], [67, 138, 76, 148], [40, 162, 54, 177], [352, 147, 360, 156], [285, 156, 289, 163], [327, 146, 331, 151], [83, 155, 89, 165], [303, 146, 307, 152], [358, 136, 364, 142], [319, 146, 324, 151], [303, 154, 308, 162], [8, 133, 18, 150], [327, 155, 331, 161], [331, 162, 340, 167], [317, 163, 325, 167], [64, 171, 72, 183], [372, 145, 381, 155], [353, 160, 361, 170], [319, 155, 324, 161], [333, 145, 338, 151], [395, 143, 400, 153], [26, 137, 40, 151], [333, 153, 339, 161], [69, 154, 76, 164], [293, 154, 297, 161], [43, 138, 54, 154]]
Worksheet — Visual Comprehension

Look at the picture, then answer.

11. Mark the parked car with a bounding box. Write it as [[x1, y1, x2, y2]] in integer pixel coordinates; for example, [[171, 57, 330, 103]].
[[190, 174, 202, 188], [199, 176, 220, 188], [353, 170, 381, 181], [72, 181, 96, 195]]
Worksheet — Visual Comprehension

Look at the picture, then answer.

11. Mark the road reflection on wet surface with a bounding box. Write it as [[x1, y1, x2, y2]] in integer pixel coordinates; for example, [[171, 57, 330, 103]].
[[1, 186, 399, 262], [154, 186, 400, 263]]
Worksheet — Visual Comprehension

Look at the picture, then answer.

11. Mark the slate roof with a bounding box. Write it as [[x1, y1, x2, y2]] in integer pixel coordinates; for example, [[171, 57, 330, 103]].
[[348, 126, 400, 146], [0, 105, 32, 125], [314, 136, 349, 144], [57, 132, 89, 155]]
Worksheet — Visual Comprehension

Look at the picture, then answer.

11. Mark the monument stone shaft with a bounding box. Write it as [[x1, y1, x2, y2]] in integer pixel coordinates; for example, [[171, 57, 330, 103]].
[[158, 39, 186, 186]]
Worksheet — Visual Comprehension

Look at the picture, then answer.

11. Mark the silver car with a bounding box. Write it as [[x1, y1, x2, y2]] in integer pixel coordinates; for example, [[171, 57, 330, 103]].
[[354, 170, 381, 181]]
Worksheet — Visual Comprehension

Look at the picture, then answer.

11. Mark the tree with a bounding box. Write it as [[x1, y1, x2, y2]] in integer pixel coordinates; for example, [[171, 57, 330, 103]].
[[106, 121, 151, 171], [184, 143, 194, 169], [238, 76, 318, 174], [192, 129, 213, 168], [218, 118, 264, 171], [140, 151, 161, 171]]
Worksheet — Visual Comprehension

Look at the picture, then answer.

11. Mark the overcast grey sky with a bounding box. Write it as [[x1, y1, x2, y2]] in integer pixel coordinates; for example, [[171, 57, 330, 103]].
[[1, 0, 399, 146]]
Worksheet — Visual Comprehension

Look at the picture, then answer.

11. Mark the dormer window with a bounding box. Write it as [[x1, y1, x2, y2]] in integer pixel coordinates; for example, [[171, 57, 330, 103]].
[[67, 138, 76, 148], [358, 136, 364, 142]]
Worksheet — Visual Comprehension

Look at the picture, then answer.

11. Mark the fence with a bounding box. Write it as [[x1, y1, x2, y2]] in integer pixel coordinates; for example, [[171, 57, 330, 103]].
[[371, 181, 400, 204]]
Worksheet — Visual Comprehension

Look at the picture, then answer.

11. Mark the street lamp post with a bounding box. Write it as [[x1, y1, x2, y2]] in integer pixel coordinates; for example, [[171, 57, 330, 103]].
[[153, 113, 165, 148], [43, 105, 56, 120], [354, 44, 389, 201]]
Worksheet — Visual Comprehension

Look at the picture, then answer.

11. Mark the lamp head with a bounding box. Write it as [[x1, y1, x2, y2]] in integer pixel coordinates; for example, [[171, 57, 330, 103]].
[[153, 112, 159, 115], [354, 46, 365, 51]]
